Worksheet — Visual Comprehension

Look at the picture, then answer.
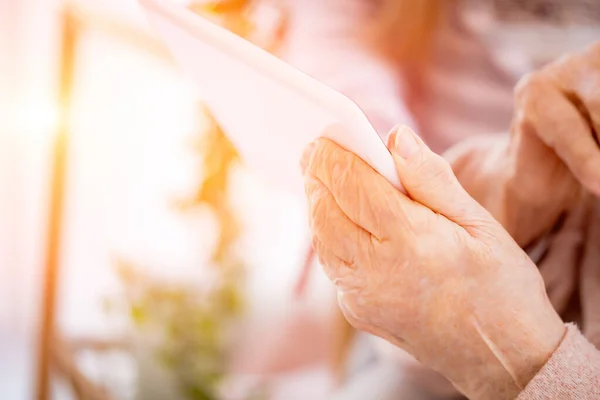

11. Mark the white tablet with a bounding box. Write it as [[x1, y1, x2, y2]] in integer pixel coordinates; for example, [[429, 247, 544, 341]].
[[139, 0, 403, 197]]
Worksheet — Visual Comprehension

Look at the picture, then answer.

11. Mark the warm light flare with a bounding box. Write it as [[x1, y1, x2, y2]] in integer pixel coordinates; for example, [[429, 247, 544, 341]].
[[15, 98, 60, 139]]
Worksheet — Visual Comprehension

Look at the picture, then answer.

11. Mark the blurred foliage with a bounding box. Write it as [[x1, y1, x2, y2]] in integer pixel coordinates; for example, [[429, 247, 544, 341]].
[[190, 0, 288, 53], [114, 105, 260, 399], [115, 99, 258, 399], [191, 0, 254, 38], [183, 106, 241, 265], [116, 260, 247, 400]]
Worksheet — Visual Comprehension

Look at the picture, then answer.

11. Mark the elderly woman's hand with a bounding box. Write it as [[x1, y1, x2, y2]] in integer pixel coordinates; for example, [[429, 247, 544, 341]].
[[502, 41, 600, 240], [304, 126, 565, 400]]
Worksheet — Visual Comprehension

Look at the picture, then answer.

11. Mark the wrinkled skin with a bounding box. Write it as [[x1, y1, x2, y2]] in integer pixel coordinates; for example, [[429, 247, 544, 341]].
[[490, 41, 600, 245], [303, 126, 565, 400]]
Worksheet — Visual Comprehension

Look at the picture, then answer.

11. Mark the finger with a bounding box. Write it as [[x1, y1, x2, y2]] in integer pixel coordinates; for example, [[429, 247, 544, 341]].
[[312, 237, 358, 292], [580, 199, 600, 347], [336, 291, 364, 330], [563, 87, 600, 146], [547, 50, 600, 145], [387, 125, 495, 233], [300, 141, 315, 176], [307, 137, 417, 241], [580, 43, 600, 144], [337, 291, 412, 353], [515, 73, 600, 196], [305, 174, 372, 266]]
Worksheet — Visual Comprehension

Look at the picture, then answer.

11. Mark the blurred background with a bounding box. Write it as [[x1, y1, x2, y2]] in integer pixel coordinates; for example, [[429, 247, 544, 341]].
[[7, 1, 599, 399], [0, 0, 336, 399]]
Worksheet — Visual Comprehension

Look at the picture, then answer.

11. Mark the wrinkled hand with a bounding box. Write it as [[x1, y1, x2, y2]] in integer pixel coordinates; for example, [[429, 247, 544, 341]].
[[505, 41, 600, 242], [303, 126, 565, 400]]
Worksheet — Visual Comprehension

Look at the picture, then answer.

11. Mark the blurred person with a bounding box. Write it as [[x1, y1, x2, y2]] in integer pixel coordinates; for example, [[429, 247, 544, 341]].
[[303, 125, 600, 400], [272, 0, 600, 398]]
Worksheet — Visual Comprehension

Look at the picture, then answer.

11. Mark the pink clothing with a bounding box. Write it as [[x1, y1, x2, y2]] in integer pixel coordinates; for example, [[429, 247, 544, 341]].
[[278, 0, 515, 153], [519, 324, 600, 399]]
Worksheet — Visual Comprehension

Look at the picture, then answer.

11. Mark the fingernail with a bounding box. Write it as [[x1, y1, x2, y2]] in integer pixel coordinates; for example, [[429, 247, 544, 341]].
[[394, 126, 419, 159]]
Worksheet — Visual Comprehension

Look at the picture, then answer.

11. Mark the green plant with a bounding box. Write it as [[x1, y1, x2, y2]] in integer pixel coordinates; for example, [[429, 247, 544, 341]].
[[117, 262, 245, 400], [115, 105, 260, 400]]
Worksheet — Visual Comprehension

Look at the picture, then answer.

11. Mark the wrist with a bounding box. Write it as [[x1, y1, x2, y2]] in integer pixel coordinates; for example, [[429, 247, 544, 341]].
[[463, 307, 566, 399], [435, 281, 566, 400], [501, 311, 566, 389]]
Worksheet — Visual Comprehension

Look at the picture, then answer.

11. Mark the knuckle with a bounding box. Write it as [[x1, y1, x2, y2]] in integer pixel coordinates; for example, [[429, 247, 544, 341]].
[[514, 71, 547, 102], [323, 153, 354, 197], [311, 235, 319, 251], [319, 257, 339, 282], [338, 294, 366, 328], [317, 254, 329, 272], [414, 153, 455, 188], [511, 112, 537, 141], [575, 156, 600, 187], [310, 188, 326, 216], [310, 139, 334, 176], [585, 40, 600, 56], [384, 201, 418, 236], [331, 157, 351, 187], [581, 153, 597, 173], [312, 236, 325, 259], [308, 182, 328, 215], [332, 268, 359, 292], [304, 177, 320, 202], [430, 154, 455, 181], [552, 51, 578, 69]]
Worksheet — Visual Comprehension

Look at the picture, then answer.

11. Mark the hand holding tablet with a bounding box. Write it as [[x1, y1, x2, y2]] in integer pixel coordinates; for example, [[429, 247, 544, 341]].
[[139, 0, 404, 196]]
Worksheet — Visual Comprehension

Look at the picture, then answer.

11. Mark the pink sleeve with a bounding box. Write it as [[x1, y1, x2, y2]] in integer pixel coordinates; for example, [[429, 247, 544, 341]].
[[279, 0, 414, 141], [518, 324, 600, 399]]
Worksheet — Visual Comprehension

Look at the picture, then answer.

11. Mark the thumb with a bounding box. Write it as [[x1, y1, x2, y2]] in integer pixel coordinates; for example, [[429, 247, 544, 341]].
[[388, 125, 491, 227]]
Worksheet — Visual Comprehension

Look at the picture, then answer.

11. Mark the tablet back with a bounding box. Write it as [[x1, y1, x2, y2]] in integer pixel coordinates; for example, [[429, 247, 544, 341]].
[[139, 0, 402, 196]]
